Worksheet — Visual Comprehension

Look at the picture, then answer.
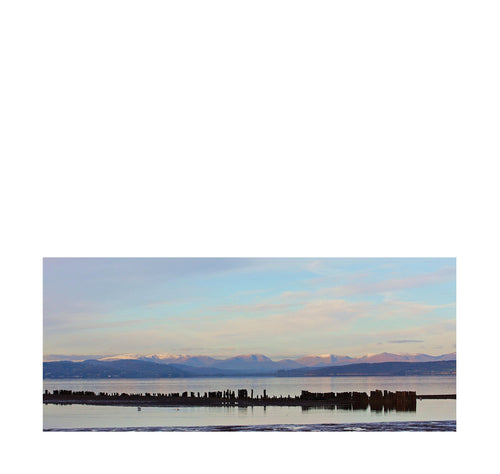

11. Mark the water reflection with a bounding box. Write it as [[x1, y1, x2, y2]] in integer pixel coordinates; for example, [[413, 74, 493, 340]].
[[43, 399, 456, 430], [300, 401, 415, 413], [43, 376, 456, 429]]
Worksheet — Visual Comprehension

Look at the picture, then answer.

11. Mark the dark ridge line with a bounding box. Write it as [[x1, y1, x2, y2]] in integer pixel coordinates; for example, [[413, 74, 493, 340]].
[[43, 359, 457, 379]]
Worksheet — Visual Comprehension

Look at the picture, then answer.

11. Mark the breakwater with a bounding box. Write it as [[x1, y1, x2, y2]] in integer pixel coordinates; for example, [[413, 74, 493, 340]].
[[41, 388, 449, 412]]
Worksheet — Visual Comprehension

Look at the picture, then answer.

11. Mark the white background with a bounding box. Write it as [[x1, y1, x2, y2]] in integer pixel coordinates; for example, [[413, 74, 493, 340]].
[[1, 1, 499, 473]]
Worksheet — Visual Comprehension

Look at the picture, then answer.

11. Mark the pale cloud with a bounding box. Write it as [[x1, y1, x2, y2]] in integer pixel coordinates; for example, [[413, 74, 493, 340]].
[[43, 258, 456, 358], [186, 299, 371, 342], [370, 300, 455, 320], [330, 319, 456, 357], [210, 302, 298, 313], [388, 339, 424, 344], [45, 327, 190, 354], [145, 296, 201, 308], [208, 292, 451, 325], [304, 260, 327, 275], [173, 298, 455, 356], [275, 267, 455, 305], [44, 296, 454, 356], [355, 319, 456, 346], [319, 267, 455, 298], [44, 312, 166, 332], [279, 290, 312, 301]]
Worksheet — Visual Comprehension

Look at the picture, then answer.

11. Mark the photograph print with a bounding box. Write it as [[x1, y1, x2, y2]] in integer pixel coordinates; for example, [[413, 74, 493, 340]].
[[43, 257, 456, 431]]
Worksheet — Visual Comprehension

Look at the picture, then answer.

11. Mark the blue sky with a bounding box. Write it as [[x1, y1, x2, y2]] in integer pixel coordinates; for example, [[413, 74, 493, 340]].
[[43, 258, 456, 359]]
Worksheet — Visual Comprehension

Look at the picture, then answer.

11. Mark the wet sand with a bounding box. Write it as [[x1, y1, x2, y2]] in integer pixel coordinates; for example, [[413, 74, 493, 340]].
[[44, 420, 456, 431]]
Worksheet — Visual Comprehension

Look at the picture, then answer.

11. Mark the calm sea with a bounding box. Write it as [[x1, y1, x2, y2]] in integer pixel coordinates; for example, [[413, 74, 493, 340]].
[[43, 375, 456, 430]]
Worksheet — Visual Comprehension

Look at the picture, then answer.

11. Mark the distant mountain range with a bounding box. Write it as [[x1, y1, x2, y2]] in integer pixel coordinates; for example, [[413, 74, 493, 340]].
[[43, 352, 456, 379], [95, 353, 303, 371], [94, 351, 456, 368], [276, 360, 456, 377]]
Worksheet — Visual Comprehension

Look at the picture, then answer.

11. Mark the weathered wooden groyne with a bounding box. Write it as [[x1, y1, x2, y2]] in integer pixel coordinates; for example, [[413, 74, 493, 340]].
[[43, 388, 432, 411]]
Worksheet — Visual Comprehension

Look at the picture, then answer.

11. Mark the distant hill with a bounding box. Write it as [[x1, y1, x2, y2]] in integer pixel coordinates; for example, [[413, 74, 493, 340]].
[[43, 351, 456, 376], [295, 352, 456, 366], [351, 352, 456, 364], [94, 352, 305, 372], [91, 352, 455, 369], [43, 359, 239, 379], [43, 358, 456, 379], [276, 360, 456, 377]]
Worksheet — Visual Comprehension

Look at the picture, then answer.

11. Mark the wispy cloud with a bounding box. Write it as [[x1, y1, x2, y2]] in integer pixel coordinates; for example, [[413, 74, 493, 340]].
[[277, 267, 455, 303], [320, 267, 455, 298], [184, 297, 449, 346], [145, 297, 200, 308], [388, 339, 424, 344], [358, 320, 456, 346], [210, 302, 298, 313], [370, 300, 455, 320], [43, 258, 456, 357], [191, 299, 370, 341], [44, 313, 166, 332]]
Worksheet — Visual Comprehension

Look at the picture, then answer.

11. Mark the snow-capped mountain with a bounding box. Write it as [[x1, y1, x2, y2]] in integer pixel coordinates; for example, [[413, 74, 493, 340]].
[[210, 354, 302, 371], [295, 354, 355, 367], [353, 352, 456, 364], [95, 353, 304, 371], [44, 351, 457, 377], [98, 353, 218, 367], [97, 353, 146, 361], [91, 351, 457, 370]]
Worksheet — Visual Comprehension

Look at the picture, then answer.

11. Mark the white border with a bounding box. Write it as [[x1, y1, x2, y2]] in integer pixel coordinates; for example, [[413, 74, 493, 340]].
[[3, 0, 498, 472]]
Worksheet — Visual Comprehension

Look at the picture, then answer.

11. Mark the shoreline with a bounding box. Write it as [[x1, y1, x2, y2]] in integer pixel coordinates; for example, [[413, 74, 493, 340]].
[[43, 372, 457, 380], [43, 420, 457, 432]]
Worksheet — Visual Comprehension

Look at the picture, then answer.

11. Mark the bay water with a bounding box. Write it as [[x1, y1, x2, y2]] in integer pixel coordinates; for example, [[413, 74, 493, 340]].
[[43, 375, 456, 430]]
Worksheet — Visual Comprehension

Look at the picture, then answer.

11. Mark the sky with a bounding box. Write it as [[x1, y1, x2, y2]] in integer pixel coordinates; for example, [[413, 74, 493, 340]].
[[43, 258, 456, 360]]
